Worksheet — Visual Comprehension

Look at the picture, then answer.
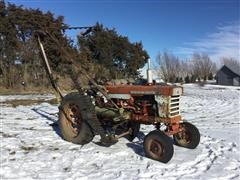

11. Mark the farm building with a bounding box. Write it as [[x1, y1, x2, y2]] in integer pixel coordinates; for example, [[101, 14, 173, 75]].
[[216, 65, 240, 86]]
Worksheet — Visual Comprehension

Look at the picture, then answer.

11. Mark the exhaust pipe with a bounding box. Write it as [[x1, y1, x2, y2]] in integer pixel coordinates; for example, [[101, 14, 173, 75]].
[[147, 58, 153, 84]]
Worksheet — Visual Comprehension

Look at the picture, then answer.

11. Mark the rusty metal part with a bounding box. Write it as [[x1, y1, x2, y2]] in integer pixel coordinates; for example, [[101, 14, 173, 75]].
[[87, 75, 119, 109], [147, 139, 164, 160], [106, 85, 183, 96], [174, 124, 191, 145], [116, 129, 132, 139], [112, 120, 129, 130], [130, 114, 181, 135], [37, 36, 63, 99], [131, 114, 181, 124], [64, 103, 82, 136], [167, 123, 180, 135]]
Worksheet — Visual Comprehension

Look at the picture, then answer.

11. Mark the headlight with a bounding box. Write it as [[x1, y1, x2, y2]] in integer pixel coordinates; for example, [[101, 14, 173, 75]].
[[172, 87, 183, 96]]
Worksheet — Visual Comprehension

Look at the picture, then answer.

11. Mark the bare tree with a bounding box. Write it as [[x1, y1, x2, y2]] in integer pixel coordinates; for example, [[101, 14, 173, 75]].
[[179, 60, 190, 79], [221, 57, 240, 68], [191, 53, 216, 81], [200, 54, 216, 80], [155, 52, 217, 83], [190, 53, 201, 79], [156, 51, 180, 83]]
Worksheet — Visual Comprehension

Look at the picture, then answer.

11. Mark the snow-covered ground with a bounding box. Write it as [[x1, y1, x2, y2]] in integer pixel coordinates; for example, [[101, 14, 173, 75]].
[[0, 84, 240, 180]]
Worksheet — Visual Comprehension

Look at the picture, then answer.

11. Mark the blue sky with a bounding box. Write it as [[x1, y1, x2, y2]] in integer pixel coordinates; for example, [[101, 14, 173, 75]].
[[6, 0, 240, 64]]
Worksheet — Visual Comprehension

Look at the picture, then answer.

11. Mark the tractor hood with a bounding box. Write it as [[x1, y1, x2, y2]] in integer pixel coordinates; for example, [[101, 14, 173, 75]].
[[105, 85, 183, 96]]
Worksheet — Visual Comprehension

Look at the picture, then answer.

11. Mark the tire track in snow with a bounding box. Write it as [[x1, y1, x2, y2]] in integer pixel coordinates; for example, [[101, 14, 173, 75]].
[[182, 85, 240, 129], [145, 135, 239, 179], [172, 85, 240, 179], [1, 85, 240, 179]]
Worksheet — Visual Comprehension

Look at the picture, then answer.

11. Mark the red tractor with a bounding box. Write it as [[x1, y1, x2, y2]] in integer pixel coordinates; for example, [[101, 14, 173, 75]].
[[37, 32, 200, 163], [57, 63, 200, 163]]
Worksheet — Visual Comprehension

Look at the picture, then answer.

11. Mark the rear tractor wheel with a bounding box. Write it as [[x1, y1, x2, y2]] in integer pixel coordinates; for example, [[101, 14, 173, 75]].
[[144, 130, 174, 163], [59, 92, 95, 145], [173, 122, 200, 149]]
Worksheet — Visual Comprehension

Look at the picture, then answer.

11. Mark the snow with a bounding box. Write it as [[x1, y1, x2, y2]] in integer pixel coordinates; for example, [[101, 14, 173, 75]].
[[1, 84, 240, 180], [0, 94, 54, 103]]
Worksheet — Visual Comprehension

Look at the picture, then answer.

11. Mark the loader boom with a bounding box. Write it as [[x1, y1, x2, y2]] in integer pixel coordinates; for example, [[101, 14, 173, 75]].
[[37, 35, 63, 99]]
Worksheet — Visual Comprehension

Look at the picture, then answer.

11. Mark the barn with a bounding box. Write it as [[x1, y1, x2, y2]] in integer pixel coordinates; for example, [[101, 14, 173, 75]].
[[216, 65, 240, 86]]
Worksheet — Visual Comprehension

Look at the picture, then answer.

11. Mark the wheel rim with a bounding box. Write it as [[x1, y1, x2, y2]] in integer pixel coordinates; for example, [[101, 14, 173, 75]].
[[65, 103, 82, 136], [176, 126, 191, 145], [148, 139, 165, 160]]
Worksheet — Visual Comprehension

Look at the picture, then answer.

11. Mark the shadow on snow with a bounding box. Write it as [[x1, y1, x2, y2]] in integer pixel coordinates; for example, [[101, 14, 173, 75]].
[[31, 106, 153, 159], [31, 107, 62, 137]]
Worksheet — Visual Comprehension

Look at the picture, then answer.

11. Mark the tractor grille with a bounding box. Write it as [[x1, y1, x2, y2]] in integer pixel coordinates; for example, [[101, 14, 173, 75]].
[[169, 95, 180, 117]]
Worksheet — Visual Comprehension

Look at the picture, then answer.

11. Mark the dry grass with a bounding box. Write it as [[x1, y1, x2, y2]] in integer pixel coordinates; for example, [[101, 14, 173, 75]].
[[2, 98, 58, 107]]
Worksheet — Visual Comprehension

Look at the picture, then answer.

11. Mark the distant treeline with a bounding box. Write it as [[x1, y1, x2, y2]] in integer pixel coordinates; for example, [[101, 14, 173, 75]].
[[155, 51, 240, 83], [0, 1, 149, 91]]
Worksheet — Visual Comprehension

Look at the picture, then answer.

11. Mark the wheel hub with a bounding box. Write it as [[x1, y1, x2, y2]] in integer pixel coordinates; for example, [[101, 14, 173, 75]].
[[65, 103, 82, 136], [148, 139, 164, 159], [178, 126, 191, 144]]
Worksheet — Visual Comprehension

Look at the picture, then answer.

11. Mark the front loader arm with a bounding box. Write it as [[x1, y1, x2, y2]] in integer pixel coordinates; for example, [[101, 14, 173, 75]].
[[37, 35, 64, 99]]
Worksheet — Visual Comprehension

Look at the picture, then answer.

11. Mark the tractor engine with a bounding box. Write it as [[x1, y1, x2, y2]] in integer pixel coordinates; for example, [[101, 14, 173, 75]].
[[93, 84, 183, 135]]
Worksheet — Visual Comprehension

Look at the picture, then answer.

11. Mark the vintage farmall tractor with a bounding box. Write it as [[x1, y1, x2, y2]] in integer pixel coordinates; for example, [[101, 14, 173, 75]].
[[36, 30, 200, 163]]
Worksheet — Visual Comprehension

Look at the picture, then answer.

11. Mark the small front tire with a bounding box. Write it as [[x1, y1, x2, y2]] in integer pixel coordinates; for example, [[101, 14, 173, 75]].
[[173, 122, 200, 149], [144, 130, 174, 163]]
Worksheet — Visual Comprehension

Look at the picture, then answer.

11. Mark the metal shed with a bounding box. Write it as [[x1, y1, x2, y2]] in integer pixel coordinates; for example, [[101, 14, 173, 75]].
[[216, 65, 240, 86]]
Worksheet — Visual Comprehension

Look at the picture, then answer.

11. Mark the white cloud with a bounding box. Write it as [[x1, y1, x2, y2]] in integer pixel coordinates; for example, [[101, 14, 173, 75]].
[[175, 22, 240, 62]]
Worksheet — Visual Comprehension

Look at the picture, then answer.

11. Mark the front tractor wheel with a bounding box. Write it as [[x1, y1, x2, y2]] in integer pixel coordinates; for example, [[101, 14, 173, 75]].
[[173, 122, 200, 149], [144, 130, 174, 163], [59, 92, 95, 145]]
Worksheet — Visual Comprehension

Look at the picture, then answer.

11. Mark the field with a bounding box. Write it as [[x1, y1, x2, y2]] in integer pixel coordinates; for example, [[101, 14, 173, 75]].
[[0, 84, 240, 180]]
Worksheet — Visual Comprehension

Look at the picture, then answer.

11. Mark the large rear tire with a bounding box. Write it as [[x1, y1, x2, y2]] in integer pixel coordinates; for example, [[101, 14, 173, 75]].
[[144, 130, 174, 163], [173, 122, 200, 149], [59, 92, 95, 145]]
